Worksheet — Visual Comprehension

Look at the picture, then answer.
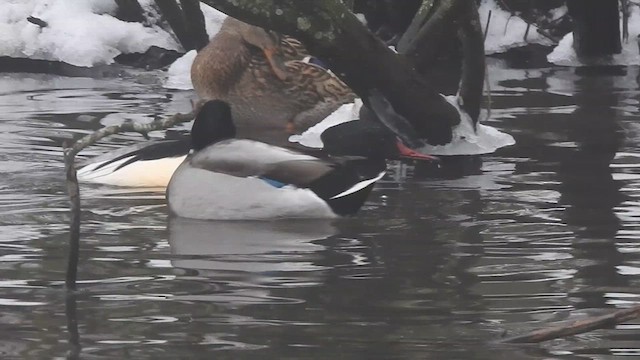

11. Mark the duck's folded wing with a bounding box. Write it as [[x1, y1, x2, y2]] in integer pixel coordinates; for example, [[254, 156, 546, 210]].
[[261, 160, 335, 187], [189, 139, 332, 183]]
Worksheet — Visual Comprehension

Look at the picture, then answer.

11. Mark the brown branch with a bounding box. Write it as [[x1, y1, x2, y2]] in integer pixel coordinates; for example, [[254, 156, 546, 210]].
[[63, 107, 198, 290], [502, 304, 640, 343], [63, 149, 81, 291], [66, 292, 81, 358]]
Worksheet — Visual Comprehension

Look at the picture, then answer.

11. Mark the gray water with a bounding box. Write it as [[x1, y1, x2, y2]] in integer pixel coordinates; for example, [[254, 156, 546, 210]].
[[0, 60, 639, 359]]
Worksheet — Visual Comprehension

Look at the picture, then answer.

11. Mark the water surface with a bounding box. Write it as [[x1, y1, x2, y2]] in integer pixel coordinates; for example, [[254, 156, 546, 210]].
[[0, 62, 639, 359]]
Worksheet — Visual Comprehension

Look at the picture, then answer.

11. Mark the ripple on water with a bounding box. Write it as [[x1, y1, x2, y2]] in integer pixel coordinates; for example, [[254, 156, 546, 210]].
[[0, 68, 638, 358]]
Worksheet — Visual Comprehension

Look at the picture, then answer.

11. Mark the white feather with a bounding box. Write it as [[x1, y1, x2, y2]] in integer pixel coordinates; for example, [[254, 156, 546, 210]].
[[330, 171, 386, 199], [78, 155, 185, 187]]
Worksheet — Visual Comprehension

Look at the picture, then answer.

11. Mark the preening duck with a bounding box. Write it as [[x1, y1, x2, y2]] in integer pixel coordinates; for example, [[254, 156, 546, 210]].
[[77, 94, 441, 188], [166, 100, 434, 220], [190, 17, 355, 145]]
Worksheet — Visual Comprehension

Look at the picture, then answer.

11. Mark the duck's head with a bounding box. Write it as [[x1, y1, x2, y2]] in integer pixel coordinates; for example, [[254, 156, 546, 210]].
[[224, 17, 288, 81], [191, 100, 236, 151], [320, 121, 437, 161]]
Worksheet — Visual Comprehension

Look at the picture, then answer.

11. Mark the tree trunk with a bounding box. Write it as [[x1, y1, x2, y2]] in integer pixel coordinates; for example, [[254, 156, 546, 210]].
[[199, 0, 460, 145], [115, 0, 145, 23], [155, 0, 208, 51], [181, 0, 209, 50], [567, 0, 621, 57]]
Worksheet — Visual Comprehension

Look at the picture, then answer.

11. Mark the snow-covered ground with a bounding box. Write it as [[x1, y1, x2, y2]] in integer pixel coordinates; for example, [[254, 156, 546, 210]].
[[0, 0, 226, 67], [4, 0, 639, 69], [479, 0, 557, 55]]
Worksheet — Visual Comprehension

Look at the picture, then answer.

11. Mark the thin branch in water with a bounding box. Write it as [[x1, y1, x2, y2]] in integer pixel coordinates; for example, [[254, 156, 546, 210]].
[[63, 105, 200, 290], [502, 304, 640, 343], [66, 292, 81, 359]]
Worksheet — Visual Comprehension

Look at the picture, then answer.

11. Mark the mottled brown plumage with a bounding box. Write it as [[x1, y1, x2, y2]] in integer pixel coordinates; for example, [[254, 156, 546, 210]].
[[190, 17, 355, 146]]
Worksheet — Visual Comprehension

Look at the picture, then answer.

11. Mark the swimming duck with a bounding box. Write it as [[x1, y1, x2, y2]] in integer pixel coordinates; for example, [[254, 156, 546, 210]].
[[166, 100, 433, 220], [190, 17, 355, 145]]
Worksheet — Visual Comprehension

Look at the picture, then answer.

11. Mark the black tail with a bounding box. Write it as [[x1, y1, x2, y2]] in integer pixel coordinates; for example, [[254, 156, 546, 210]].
[[309, 160, 385, 216]]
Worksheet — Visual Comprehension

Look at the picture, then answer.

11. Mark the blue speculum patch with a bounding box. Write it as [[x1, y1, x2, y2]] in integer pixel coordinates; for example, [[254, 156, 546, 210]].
[[259, 177, 287, 188]]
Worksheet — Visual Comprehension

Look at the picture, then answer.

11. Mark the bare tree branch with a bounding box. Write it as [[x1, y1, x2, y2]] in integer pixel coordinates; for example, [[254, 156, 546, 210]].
[[63, 107, 199, 290], [502, 304, 640, 343], [396, 0, 436, 52]]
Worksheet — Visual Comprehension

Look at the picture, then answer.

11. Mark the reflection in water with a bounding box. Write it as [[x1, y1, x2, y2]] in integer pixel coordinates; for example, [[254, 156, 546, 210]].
[[168, 218, 335, 274], [561, 69, 628, 308]]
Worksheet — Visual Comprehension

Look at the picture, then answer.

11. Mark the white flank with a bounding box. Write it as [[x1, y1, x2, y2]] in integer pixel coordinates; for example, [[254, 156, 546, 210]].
[[78, 156, 185, 188], [167, 164, 337, 220]]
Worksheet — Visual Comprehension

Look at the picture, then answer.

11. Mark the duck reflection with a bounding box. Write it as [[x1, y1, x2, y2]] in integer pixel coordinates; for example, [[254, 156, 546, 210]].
[[168, 218, 336, 274]]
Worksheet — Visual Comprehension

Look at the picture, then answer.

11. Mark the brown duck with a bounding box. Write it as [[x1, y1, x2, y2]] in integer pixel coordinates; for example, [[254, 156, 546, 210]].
[[190, 17, 355, 146]]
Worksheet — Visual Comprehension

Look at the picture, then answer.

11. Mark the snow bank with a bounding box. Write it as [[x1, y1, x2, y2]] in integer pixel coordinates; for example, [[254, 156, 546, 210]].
[[419, 96, 515, 156], [548, 6, 640, 66], [0, 0, 227, 68], [163, 5, 226, 89], [479, 0, 555, 55], [0, 0, 179, 66], [165, 50, 197, 90]]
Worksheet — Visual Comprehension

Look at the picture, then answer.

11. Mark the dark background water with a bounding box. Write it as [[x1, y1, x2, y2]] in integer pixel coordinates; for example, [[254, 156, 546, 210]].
[[0, 60, 639, 359]]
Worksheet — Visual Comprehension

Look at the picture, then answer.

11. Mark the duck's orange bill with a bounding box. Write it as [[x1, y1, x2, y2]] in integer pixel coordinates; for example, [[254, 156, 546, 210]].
[[395, 140, 439, 161]]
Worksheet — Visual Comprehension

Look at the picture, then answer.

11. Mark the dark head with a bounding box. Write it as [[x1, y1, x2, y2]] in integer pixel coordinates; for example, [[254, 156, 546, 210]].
[[320, 121, 437, 161], [191, 100, 236, 151]]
